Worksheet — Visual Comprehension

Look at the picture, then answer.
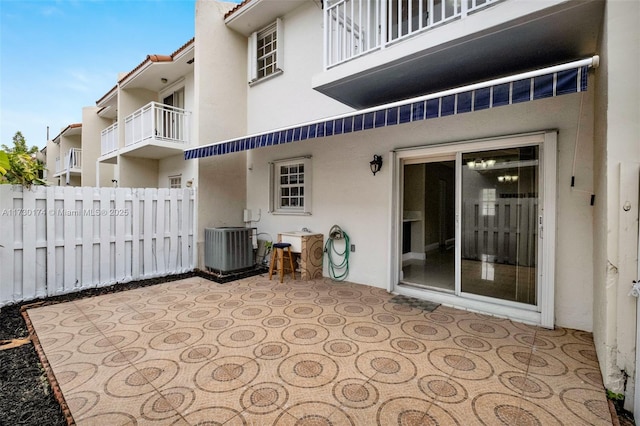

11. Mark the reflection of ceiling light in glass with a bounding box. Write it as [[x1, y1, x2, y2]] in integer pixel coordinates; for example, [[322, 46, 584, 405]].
[[467, 158, 496, 169], [498, 175, 519, 183]]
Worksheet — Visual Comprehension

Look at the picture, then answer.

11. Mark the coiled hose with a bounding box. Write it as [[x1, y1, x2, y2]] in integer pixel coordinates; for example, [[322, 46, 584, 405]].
[[325, 225, 350, 281]]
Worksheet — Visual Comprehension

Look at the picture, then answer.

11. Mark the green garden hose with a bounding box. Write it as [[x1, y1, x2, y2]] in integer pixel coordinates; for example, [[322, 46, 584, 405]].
[[325, 225, 350, 281]]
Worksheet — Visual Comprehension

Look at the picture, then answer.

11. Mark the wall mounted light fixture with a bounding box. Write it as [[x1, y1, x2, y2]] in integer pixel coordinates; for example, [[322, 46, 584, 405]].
[[161, 78, 168, 84], [370, 154, 383, 176]]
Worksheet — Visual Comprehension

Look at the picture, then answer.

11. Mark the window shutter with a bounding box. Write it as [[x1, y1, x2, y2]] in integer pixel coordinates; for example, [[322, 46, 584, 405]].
[[268, 162, 275, 212], [276, 17, 283, 71], [248, 32, 257, 82]]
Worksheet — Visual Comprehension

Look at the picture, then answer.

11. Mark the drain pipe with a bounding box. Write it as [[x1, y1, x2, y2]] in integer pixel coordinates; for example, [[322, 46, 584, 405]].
[[630, 280, 640, 417]]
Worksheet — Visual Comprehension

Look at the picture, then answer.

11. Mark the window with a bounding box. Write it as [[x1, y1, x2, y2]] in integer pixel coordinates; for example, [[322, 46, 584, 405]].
[[269, 157, 311, 215], [248, 19, 283, 83], [169, 175, 182, 189]]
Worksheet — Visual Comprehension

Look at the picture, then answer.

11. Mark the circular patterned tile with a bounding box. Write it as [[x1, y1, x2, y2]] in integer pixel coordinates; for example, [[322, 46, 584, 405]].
[[498, 371, 553, 399], [78, 330, 141, 354], [278, 353, 339, 388], [314, 296, 339, 306], [318, 314, 346, 327], [360, 295, 385, 305], [418, 375, 468, 404], [65, 390, 100, 418], [241, 290, 275, 302], [218, 325, 268, 348], [171, 407, 246, 425], [55, 362, 98, 391], [333, 378, 379, 409], [97, 293, 141, 307], [560, 388, 612, 424], [241, 382, 289, 414], [28, 310, 59, 323], [472, 392, 562, 425], [120, 309, 167, 325], [281, 323, 329, 346], [323, 339, 359, 357], [168, 302, 196, 311], [275, 402, 353, 425], [105, 359, 179, 397], [575, 368, 604, 388], [561, 343, 599, 366], [496, 345, 568, 376], [382, 302, 423, 316], [60, 310, 113, 328], [390, 337, 426, 354], [267, 298, 292, 307], [195, 356, 259, 393], [45, 350, 74, 366], [285, 289, 319, 300], [147, 293, 186, 306], [176, 307, 220, 323], [372, 313, 401, 326], [428, 348, 493, 380], [334, 302, 374, 317], [401, 320, 451, 341], [456, 319, 510, 339], [377, 397, 460, 425], [141, 387, 195, 421], [356, 350, 416, 384], [425, 312, 456, 324], [572, 330, 594, 344], [149, 328, 205, 351], [231, 305, 273, 320], [283, 304, 323, 319], [452, 335, 492, 352], [218, 300, 244, 310], [203, 317, 235, 330], [261, 316, 291, 328], [78, 412, 137, 425], [180, 345, 219, 364], [253, 341, 290, 360], [78, 322, 117, 336], [194, 292, 231, 304], [141, 319, 176, 334], [513, 333, 556, 350], [329, 288, 362, 299], [102, 347, 147, 367], [342, 322, 390, 343]]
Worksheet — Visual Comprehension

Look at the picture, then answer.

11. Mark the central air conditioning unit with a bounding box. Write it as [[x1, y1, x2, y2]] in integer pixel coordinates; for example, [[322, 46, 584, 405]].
[[204, 227, 254, 273]]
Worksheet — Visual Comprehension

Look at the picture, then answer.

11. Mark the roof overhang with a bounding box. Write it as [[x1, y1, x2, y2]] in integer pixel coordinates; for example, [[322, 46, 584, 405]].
[[52, 123, 82, 143], [225, 0, 308, 36], [186, 57, 597, 160]]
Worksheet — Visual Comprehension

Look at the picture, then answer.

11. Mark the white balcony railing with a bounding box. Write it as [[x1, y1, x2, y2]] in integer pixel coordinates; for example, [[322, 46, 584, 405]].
[[124, 102, 190, 147], [101, 122, 118, 156], [325, 0, 499, 68], [55, 148, 81, 175]]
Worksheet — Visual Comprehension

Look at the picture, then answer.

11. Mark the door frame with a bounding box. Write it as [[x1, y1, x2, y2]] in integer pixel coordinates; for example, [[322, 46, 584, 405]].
[[388, 131, 557, 328]]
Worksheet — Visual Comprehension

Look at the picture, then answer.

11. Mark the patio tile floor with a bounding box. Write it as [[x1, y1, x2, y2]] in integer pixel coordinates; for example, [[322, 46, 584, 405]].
[[25, 275, 614, 425]]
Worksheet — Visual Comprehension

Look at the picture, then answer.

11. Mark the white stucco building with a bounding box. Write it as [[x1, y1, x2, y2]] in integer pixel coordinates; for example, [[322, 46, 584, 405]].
[[185, 0, 640, 413]]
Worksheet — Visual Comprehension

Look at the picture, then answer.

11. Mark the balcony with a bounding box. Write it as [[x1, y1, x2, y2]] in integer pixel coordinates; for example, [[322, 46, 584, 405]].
[[101, 122, 119, 159], [54, 148, 82, 177], [314, 0, 604, 108], [121, 102, 191, 159]]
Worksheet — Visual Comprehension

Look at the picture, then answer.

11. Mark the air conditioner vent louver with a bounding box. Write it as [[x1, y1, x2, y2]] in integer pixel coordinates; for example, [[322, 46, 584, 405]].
[[204, 227, 254, 273]]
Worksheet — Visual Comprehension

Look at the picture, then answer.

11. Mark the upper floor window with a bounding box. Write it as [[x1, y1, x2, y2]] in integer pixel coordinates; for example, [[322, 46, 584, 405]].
[[169, 175, 182, 189], [269, 157, 311, 215], [249, 19, 283, 84]]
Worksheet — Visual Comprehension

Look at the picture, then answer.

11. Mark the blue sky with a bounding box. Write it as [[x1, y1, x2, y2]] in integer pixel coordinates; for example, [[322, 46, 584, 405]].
[[0, 0, 238, 149]]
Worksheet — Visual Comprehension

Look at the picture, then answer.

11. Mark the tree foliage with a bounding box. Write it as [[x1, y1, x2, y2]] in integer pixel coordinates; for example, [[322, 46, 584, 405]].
[[0, 131, 46, 187]]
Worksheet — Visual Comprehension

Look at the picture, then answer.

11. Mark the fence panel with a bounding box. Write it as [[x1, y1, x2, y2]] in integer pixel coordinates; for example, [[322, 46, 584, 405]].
[[0, 185, 195, 306]]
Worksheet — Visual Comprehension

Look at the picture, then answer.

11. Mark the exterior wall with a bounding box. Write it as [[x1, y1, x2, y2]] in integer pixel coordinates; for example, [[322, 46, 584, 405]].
[[194, 0, 249, 269], [82, 106, 114, 186], [246, 1, 352, 134], [245, 92, 595, 331], [118, 156, 159, 188], [592, 0, 640, 407], [158, 154, 196, 188], [44, 140, 58, 185], [117, 88, 157, 149]]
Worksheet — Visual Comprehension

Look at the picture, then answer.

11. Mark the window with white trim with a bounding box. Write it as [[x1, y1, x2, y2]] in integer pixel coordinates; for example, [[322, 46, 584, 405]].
[[169, 175, 182, 189], [248, 19, 283, 83], [269, 157, 311, 215]]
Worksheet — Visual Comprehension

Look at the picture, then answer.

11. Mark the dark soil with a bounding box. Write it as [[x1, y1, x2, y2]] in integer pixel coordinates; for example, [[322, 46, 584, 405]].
[[0, 267, 635, 426]]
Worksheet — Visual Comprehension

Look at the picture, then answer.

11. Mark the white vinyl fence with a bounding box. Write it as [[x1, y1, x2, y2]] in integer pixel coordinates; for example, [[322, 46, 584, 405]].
[[0, 185, 196, 307]]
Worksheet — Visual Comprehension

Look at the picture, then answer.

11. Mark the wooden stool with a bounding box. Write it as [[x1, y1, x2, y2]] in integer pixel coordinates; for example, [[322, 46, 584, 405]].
[[269, 242, 296, 283]]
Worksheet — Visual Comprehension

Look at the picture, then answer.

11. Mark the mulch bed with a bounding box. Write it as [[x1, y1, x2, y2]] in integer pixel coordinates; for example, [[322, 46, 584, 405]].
[[0, 268, 636, 426]]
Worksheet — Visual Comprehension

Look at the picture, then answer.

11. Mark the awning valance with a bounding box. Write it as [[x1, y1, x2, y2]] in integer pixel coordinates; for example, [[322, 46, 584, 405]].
[[185, 56, 597, 160]]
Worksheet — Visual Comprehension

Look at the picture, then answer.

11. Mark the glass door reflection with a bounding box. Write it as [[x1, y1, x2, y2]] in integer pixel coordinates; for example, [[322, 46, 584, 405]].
[[460, 146, 539, 305]]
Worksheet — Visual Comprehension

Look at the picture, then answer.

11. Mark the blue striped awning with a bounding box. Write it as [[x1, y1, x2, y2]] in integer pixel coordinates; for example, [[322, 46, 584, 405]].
[[185, 57, 595, 160]]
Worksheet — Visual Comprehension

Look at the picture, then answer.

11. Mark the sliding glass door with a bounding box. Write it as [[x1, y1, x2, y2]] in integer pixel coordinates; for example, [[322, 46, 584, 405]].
[[396, 133, 554, 324]]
